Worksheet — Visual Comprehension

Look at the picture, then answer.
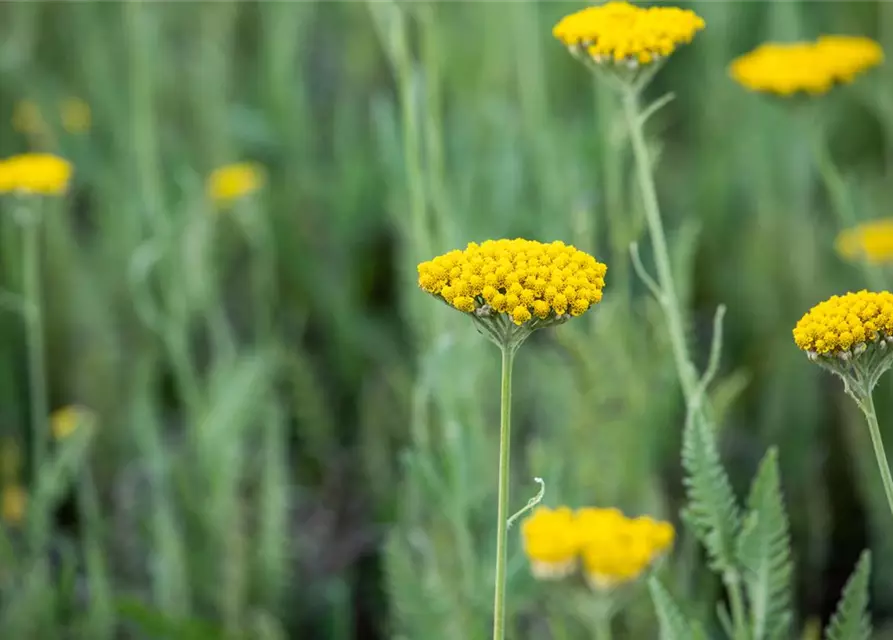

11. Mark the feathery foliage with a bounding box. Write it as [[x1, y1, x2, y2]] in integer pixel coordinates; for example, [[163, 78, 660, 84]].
[[681, 407, 741, 573], [648, 578, 707, 640], [825, 551, 872, 640], [736, 447, 793, 640]]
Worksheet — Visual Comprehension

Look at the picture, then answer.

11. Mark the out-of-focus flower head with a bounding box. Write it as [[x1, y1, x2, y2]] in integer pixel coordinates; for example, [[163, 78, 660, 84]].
[[51, 405, 95, 441], [521, 505, 674, 589], [0, 154, 73, 196], [553, 1, 705, 75], [206, 162, 266, 205], [835, 219, 893, 265], [730, 36, 883, 96]]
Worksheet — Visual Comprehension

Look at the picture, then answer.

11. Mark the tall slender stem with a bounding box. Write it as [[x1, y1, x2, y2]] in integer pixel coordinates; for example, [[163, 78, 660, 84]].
[[492, 345, 515, 640], [859, 392, 893, 520], [20, 206, 48, 484], [620, 86, 748, 640], [620, 88, 697, 400]]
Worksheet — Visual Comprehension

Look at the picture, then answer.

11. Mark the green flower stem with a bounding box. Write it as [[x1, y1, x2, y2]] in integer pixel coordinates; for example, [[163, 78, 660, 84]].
[[492, 344, 516, 640], [620, 87, 697, 401], [858, 392, 893, 521], [592, 610, 613, 640], [620, 86, 748, 640], [18, 202, 49, 484]]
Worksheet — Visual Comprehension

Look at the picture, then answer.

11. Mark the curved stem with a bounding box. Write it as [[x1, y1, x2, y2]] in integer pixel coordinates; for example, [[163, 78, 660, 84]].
[[620, 87, 697, 401], [492, 345, 515, 640], [21, 209, 48, 485], [859, 392, 893, 520]]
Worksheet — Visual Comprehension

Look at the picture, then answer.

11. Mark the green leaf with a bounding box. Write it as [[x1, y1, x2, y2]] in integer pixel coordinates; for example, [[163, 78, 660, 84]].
[[736, 447, 793, 640], [648, 578, 708, 640], [825, 550, 872, 640], [681, 407, 740, 573]]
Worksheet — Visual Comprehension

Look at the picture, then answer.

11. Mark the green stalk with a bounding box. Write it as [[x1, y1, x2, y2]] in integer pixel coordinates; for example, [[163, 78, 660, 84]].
[[492, 344, 515, 640], [620, 87, 697, 400], [858, 392, 893, 520], [620, 86, 749, 640], [20, 203, 48, 484]]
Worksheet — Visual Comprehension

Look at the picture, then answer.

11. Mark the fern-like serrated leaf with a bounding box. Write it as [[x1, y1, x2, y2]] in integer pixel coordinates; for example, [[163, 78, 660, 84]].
[[825, 550, 872, 640], [736, 447, 793, 640], [681, 408, 740, 572], [648, 578, 708, 640]]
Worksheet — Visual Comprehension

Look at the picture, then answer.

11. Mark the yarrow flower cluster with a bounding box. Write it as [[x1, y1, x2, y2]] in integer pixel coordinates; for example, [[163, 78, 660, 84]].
[[553, 1, 705, 66], [730, 36, 883, 96], [417, 239, 607, 338], [794, 291, 893, 394], [0, 153, 72, 196], [521, 506, 674, 589], [835, 219, 893, 264]]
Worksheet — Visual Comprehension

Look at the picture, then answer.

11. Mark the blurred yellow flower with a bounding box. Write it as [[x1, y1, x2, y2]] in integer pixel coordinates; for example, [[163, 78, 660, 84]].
[[577, 508, 674, 590], [51, 405, 93, 440], [207, 162, 265, 204], [12, 98, 92, 136], [553, 1, 705, 65], [835, 219, 893, 264], [521, 506, 579, 579], [793, 290, 893, 356], [0, 153, 73, 195], [60, 97, 92, 134], [730, 36, 883, 96], [12, 100, 46, 136], [521, 506, 674, 588], [1, 484, 27, 525], [417, 239, 607, 327]]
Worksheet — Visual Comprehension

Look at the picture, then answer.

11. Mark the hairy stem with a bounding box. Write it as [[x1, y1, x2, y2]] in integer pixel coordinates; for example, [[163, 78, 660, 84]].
[[492, 345, 515, 640]]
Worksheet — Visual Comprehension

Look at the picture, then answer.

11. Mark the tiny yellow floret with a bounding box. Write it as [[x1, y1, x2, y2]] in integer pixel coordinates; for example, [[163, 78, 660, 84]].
[[417, 239, 607, 328], [0, 154, 73, 195], [793, 290, 893, 356], [553, 1, 705, 65], [835, 219, 893, 264], [207, 162, 266, 205], [730, 36, 883, 96]]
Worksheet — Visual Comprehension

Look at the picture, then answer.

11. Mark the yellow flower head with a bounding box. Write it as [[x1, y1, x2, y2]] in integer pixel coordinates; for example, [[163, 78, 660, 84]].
[[207, 162, 266, 205], [51, 405, 94, 441], [835, 219, 893, 265], [417, 239, 607, 332], [0, 154, 73, 196], [576, 508, 674, 589], [793, 291, 893, 357], [730, 36, 883, 96], [553, 1, 705, 66], [1, 484, 27, 526], [521, 506, 579, 580]]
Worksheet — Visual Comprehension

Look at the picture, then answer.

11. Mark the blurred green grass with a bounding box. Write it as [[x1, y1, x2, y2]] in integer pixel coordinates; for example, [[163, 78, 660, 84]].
[[0, 1, 891, 638]]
